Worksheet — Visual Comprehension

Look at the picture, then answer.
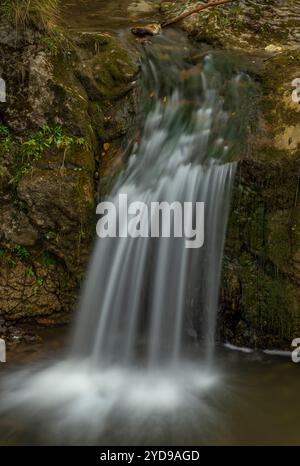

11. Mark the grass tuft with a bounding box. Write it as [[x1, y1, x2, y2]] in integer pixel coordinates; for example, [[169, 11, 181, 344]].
[[1, 0, 59, 32]]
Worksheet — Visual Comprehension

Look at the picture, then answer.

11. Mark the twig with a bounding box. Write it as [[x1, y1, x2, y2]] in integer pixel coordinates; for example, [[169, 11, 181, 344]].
[[161, 0, 238, 28]]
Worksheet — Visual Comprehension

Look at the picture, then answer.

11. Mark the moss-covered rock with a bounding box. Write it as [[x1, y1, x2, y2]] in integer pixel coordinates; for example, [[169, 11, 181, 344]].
[[160, 0, 299, 50], [221, 159, 300, 349], [160, 1, 300, 349], [0, 24, 137, 323]]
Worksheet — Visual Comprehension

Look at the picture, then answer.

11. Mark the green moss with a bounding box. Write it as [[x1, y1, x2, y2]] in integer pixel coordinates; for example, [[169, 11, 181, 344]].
[[13, 244, 30, 260], [0, 14, 137, 322], [25, 265, 35, 278], [0, 125, 10, 139], [163, 0, 297, 50], [0, 248, 14, 267], [74, 37, 138, 103], [267, 210, 293, 274], [262, 50, 300, 128], [0, 244, 31, 267], [238, 252, 295, 340], [76, 32, 112, 51], [40, 28, 76, 57], [229, 179, 266, 259], [0, 124, 89, 186], [223, 156, 300, 347], [0, 124, 13, 155], [41, 252, 57, 267]]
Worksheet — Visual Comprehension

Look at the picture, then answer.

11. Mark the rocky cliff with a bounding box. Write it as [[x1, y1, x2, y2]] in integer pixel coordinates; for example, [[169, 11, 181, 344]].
[[161, 0, 300, 349], [0, 22, 138, 335]]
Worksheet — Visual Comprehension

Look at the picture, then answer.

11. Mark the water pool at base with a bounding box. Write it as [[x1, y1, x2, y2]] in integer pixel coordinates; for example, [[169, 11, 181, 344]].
[[1, 342, 299, 445]]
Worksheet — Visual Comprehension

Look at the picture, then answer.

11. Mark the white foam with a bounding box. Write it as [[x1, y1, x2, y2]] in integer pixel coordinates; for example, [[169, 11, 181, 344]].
[[224, 343, 254, 353], [0, 359, 220, 438], [263, 349, 291, 357]]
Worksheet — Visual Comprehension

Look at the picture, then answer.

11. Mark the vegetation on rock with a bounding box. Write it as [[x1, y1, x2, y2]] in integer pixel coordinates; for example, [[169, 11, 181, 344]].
[[0, 14, 138, 325], [0, 0, 299, 351], [0, 0, 59, 32], [160, 0, 300, 349]]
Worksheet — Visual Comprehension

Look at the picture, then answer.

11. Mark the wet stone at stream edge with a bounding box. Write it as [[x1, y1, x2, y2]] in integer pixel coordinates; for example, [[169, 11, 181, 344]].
[[131, 23, 162, 36]]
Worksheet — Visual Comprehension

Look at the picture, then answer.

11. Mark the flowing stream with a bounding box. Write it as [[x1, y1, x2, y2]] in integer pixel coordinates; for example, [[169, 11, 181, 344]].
[[72, 41, 238, 369]]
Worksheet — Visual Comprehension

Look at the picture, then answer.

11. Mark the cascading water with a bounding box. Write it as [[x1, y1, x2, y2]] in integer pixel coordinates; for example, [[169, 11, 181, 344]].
[[72, 50, 236, 368], [0, 34, 253, 445]]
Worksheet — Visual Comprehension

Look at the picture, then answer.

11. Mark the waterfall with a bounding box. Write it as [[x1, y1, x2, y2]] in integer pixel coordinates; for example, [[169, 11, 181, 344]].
[[0, 35, 252, 444], [71, 48, 237, 368]]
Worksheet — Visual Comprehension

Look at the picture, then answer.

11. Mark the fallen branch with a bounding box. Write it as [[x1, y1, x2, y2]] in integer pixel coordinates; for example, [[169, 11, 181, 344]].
[[161, 0, 238, 28]]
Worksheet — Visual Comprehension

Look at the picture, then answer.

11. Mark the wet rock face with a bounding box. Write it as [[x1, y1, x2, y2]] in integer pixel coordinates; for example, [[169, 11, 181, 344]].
[[161, 1, 300, 349], [0, 206, 38, 246], [0, 262, 64, 320], [17, 168, 95, 272], [216, 13, 300, 349], [221, 159, 300, 350], [160, 0, 300, 49], [0, 24, 138, 323]]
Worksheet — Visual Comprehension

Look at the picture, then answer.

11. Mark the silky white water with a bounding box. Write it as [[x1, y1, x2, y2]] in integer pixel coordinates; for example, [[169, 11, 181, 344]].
[[72, 49, 237, 368], [0, 35, 253, 444]]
